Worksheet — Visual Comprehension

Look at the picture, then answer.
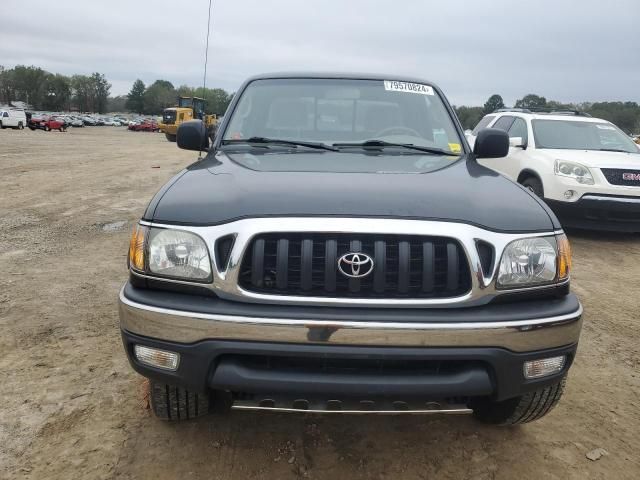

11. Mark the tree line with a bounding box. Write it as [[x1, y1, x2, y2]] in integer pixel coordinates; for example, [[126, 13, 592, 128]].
[[0, 65, 111, 113], [454, 94, 640, 134], [124, 79, 233, 116], [0, 65, 234, 116]]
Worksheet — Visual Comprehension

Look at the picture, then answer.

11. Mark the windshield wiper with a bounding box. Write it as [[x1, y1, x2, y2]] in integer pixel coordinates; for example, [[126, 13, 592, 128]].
[[332, 140, 459, 156], [222, 137, 338, 151], [599, 148, 631, 153]]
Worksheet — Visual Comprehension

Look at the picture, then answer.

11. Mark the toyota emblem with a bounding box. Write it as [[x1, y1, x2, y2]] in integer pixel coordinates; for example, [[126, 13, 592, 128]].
[[337, 252, 374, 278]]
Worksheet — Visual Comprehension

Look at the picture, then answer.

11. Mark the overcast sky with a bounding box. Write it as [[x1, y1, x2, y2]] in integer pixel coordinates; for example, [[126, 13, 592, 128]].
[[2, 0, 639, 106]]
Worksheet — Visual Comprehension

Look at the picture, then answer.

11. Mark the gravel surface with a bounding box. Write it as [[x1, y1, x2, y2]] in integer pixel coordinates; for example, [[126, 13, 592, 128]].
[[1, 127, 639, 479]]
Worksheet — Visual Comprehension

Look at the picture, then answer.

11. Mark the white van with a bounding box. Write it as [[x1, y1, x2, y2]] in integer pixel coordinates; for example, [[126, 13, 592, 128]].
[[0, 109, 27, 129]]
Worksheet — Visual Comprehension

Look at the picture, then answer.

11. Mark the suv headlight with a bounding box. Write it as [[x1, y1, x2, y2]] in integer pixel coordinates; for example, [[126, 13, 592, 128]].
[[554, 160, 594, 185], [497, 234, 571, 288], [128, 224, 212, 282]]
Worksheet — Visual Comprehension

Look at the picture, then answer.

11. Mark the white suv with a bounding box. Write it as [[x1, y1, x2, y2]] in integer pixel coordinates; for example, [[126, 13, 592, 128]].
[[468, 109, 640, 232]]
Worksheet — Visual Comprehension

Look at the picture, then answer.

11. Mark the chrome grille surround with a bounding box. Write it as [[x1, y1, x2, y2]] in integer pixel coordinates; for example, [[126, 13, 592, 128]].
[[133, 217, 566, 308]]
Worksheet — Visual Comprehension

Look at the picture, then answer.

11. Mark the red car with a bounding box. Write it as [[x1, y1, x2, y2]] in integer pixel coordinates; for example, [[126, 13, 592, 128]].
[[28, 115, 66, 132], [128, 120, 159, 132]]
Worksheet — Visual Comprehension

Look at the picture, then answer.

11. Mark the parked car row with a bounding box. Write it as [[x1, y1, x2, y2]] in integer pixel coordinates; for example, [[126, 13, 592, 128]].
[[58, 114, 130, 127], [0, 109, 138, 132], [1, 108, 165, 134]]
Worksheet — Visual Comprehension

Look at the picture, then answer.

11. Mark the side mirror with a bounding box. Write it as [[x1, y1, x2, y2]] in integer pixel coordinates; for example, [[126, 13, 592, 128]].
[[509, 136, 527, 149], [177, 120, 209, 151], [473, 128, 509, 158]]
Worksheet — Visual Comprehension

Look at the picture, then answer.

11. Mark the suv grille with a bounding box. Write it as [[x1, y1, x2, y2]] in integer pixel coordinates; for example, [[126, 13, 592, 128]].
[[601, 168, 640, 187], [239, 233, 471, 298]]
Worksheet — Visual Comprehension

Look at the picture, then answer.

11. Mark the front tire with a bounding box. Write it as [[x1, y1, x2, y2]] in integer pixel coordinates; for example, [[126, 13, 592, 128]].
[[472, 376, 566, 425], [18, 122, 24, 130], [521, 176, 544, 198], [44, 125, 50, 132], [149, 381, 210, 421], [165, 133, 177, 142]]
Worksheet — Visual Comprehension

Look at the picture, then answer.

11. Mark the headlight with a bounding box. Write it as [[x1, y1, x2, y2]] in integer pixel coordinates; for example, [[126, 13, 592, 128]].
[[148, 228, 211, 280], [128, 224, 212, 282], [497, 234, 571, 288], [554, 160, 594, 185]]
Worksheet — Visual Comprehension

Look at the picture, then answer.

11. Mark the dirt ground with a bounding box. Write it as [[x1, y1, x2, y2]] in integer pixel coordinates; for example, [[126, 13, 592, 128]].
[[1, 127, 639, 480]]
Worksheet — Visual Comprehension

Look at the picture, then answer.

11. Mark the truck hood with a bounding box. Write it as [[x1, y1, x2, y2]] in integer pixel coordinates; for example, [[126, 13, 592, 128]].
[[146, 151, 558, 232], [541, 148, 640, 168]]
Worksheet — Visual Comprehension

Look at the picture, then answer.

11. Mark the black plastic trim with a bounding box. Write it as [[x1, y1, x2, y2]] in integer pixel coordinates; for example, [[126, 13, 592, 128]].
[[121, 329, 577, 402], [211, 357, 493, 398], [547, 197, 640, 232]]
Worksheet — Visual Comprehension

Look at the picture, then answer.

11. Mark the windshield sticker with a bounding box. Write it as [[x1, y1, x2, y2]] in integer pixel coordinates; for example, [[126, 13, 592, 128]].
[[448, 143, 461, 153], [384, 80, 434, 95], [596, 124, 615, 130]]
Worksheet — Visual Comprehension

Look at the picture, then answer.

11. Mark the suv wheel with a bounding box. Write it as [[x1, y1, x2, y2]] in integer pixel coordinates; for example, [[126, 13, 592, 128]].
[[18, 122, 24, 130], [149, 381, 210, 421], [521, 176, 544, 198], [472, 376, 566, 425], [0, 121, 4, 129]]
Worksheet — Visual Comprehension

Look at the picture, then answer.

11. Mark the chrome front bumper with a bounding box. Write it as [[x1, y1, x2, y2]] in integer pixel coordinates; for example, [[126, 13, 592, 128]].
[[119, 287, 583, 353]]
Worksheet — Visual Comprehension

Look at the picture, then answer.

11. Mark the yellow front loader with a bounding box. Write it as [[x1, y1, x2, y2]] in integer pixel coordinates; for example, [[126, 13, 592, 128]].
[[159, 97, 217, 142]]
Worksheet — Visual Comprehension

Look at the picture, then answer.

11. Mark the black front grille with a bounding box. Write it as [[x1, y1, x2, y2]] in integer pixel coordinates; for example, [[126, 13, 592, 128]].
[[601, 168, 640, 187], [239, 233, 471, 299], [225, 354, 473, 376]]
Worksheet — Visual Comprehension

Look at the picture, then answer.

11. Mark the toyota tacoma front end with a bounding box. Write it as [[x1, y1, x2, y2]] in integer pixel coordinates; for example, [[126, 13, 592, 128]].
[[119, 73, 582, 425]]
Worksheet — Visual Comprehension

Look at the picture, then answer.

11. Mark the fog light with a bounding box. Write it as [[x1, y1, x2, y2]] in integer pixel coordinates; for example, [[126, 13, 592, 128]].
[[134, 345, 180, 371], [524, 356, 565, 379], [564, 190, 576, 199]]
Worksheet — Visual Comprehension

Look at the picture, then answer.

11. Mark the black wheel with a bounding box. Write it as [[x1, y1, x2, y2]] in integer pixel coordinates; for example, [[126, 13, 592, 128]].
[[44, 125, 50, 132], [18, 122, 24, 130], [165, 133, 177, 142], [472, 376, 566, 425], [149, 381, 210, 421], [521, 176, 544, 198], [0, 121, 4, 129]]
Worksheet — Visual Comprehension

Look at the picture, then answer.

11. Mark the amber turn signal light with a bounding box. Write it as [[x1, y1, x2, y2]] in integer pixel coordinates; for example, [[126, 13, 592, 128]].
[[556, 234, 571, 280], [129, 224, 148, 271]]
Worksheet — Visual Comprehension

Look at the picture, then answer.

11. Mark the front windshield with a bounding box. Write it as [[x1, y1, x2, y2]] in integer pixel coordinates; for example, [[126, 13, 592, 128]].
[[532, 119, 639, 153], [222, 78, 463, 155]]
